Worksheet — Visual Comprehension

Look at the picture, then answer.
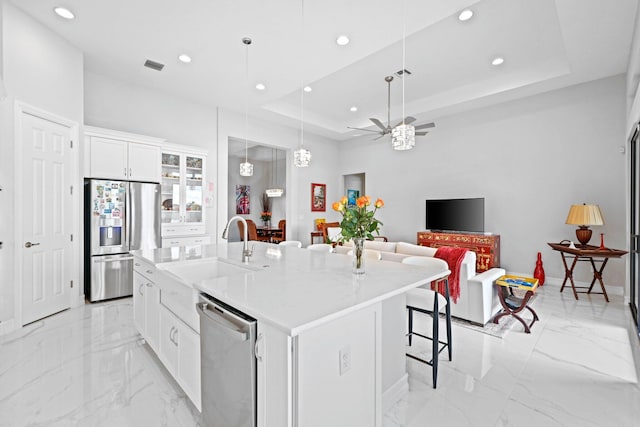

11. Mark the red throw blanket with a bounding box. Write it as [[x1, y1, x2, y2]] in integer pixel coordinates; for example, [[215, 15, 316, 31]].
[[434, 246, 468, 304]]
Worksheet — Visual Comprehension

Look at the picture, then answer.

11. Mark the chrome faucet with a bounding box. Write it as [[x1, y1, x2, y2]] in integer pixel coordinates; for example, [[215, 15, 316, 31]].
[[222, 215, 252, 263]]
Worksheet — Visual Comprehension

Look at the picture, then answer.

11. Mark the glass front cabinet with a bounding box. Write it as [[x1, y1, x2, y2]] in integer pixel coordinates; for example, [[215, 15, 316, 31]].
[[161, 147, 207, 237]]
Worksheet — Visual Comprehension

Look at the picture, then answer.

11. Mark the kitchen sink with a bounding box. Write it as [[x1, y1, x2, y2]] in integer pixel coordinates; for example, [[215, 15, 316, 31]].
[[156, 257, 259, 286]]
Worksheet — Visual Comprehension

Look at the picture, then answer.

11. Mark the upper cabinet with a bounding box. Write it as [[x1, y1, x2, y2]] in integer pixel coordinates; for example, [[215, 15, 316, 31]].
[[161, 145, 207, 237], [85, 126, 163, 182]]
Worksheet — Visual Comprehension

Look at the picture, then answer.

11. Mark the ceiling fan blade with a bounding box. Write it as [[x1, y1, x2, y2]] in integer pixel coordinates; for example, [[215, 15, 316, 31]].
[[415, 131, 429, 136], [369, 118, 388, 132], [347, 126, 382, 133], [392, 116, 417, 128], [373, 134, 388, 141], [414, 122, 436, 130]]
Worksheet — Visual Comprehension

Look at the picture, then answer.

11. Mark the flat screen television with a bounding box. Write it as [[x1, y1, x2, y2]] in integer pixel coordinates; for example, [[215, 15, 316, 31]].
[[425, 198, 484, 233]]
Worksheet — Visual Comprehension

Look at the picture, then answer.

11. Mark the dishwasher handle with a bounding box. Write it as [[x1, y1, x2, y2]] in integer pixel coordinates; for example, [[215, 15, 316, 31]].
[[196, 302, 249, 341]]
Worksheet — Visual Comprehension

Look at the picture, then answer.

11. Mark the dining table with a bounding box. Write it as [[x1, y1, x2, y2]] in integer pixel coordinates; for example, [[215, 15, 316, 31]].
[[256, 226, 283, 243]]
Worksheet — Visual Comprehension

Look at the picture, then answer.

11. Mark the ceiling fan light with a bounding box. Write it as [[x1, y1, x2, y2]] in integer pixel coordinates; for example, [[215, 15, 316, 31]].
[[391, 124, 415, 150], [294, 147, 311, 167], [239, 161, 254, 176]]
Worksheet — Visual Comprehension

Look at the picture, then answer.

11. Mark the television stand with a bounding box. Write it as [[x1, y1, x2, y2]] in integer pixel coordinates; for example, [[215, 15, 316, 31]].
[[417, 231, 500, 273]]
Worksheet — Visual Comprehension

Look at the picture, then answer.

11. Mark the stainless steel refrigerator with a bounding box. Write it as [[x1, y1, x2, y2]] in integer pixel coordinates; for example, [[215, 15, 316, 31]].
[[84, 179, 160, 302]]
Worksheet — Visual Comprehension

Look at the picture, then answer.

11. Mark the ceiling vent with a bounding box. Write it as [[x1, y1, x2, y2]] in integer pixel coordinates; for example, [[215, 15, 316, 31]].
[[144, 59, 165, 71], [394, 69, 412, 78]]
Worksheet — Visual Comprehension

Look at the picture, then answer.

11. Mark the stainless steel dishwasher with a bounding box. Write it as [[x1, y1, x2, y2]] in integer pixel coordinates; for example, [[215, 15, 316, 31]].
[[197, 293, 257, 427]]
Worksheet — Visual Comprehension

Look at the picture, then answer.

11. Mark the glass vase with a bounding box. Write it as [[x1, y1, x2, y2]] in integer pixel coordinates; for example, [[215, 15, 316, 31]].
[[352, 237, 365, 275]]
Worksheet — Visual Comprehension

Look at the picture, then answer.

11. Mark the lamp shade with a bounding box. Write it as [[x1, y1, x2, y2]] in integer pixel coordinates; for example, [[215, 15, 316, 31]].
[[565, 204, 605, 226]]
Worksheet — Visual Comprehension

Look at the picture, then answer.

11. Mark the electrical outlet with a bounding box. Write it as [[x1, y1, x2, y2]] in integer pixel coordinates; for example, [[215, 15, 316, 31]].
[[339, 346, 351, 375]]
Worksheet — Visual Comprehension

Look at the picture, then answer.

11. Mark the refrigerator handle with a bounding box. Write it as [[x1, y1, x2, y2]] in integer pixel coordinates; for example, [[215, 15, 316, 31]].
[[126, 182, 131, 249]]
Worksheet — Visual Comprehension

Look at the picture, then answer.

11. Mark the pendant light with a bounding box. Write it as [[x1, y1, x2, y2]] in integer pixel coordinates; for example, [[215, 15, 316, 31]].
[[266, 148, 284, 197], [391, 1, 415, 151], [239, 37, 254, 176], [294, 0, 311, 167]]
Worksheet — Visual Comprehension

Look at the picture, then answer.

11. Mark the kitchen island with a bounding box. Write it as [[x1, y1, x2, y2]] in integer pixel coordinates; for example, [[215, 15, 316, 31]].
[[132, 242, 449, 427]]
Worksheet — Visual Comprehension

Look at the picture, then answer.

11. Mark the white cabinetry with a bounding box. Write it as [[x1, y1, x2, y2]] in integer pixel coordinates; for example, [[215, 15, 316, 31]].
[[159, 305, 201, 410], [257, 302, 381, 427], [85, 126, 162, 182], [161, 145, 208, 240], [133, 258, 201, 411], [133, 261, 161, 352]]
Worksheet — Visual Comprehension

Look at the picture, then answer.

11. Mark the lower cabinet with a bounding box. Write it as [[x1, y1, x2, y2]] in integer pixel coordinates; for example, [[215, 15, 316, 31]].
[[133, 271, 160, 353], [159, 304, 202, 411], [133, 263, 201, 411]]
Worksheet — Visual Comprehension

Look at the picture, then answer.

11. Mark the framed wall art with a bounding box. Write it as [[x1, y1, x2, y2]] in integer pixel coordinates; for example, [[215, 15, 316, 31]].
[[347, 189, 360, 208], [311, 183, 326, 212], [235, 184, 250, 214]]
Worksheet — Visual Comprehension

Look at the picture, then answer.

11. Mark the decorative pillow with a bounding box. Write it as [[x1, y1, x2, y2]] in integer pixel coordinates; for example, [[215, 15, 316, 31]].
[[396, 242, 437, 257]]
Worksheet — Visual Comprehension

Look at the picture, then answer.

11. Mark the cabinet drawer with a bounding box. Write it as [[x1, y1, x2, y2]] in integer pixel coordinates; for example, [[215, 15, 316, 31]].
[[160, 281, 200, 333], [162, 224, 206, 237], [133, 257, 157, 280], [162, 235, 211, 248]]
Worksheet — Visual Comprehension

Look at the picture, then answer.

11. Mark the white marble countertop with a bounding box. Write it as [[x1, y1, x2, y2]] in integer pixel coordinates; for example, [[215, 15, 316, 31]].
[[133, 242, 449, 336]]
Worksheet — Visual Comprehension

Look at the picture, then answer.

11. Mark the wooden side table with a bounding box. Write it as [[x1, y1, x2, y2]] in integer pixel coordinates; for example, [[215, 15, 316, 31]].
[[493, 275, 539, 333], [547, 242, 628, 303]]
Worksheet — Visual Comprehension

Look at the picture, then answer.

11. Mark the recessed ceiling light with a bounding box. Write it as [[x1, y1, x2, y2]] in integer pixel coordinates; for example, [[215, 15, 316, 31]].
[[458, 9, 473, 21], [491, 57, 505, 66], [303, 86, 312, 92], [53, 7, 75, 20], [336, 35, 350, 46], [256, 83, 266, 91], [350, 106, 358, 112], [178, 54, 192, 63]]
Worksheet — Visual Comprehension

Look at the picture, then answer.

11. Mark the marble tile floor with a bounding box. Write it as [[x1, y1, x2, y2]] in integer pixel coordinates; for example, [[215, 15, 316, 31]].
[[384, 287, 640, 427], [0, 286, 639, 427]]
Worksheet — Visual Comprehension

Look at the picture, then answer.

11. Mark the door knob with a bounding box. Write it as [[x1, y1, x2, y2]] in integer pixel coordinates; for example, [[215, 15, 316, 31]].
[[24, 242, 40, 248]]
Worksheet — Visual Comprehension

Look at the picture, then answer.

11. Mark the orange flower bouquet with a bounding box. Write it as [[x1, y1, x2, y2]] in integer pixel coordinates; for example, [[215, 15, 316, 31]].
[[332, 195, 384, 241]]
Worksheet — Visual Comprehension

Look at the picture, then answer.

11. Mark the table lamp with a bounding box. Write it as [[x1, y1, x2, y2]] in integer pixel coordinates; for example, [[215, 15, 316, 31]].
[[565, 203, 605, 246]]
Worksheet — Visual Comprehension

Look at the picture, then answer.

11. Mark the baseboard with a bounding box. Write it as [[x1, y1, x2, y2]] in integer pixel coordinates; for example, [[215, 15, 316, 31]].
[[507, 272, 624, 296], [0, 318, 17, 336], [382, 373, 408, 415]]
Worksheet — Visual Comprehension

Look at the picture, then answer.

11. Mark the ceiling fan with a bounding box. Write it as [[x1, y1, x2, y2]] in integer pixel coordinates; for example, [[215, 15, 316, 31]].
[[348, 76, 435, 140]]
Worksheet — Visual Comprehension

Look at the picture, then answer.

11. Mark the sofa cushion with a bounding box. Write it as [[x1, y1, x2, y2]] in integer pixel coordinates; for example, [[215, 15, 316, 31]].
[[380, 252, 409, 262], [396, 242, 437, 257], [364, 240, 397, 252]]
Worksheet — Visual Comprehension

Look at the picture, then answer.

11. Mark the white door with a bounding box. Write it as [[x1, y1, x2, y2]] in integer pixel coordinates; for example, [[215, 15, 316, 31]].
[[20, 112, 73, 325]]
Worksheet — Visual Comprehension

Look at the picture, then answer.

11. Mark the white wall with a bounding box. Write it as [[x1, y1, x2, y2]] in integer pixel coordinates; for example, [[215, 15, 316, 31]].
[[339, 75, 627, 289], [226, 156, 286, 242], [84, 71, 218, 236], [216, 108, 341, 245], [0, 0, 84, 325]]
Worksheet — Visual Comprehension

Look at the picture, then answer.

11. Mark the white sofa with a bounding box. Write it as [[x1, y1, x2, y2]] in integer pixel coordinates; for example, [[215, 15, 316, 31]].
[[338, 240, 505, 325]]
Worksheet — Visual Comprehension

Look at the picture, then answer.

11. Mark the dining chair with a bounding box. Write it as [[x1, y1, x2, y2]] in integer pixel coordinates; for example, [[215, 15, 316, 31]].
[[401, 256, 452, 388], [279, 240, 302, 248], [306, 243, 333, 252], [272, 219, 286, 243], [319, 221, 340, 243], [237, 219, 264, 241]]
